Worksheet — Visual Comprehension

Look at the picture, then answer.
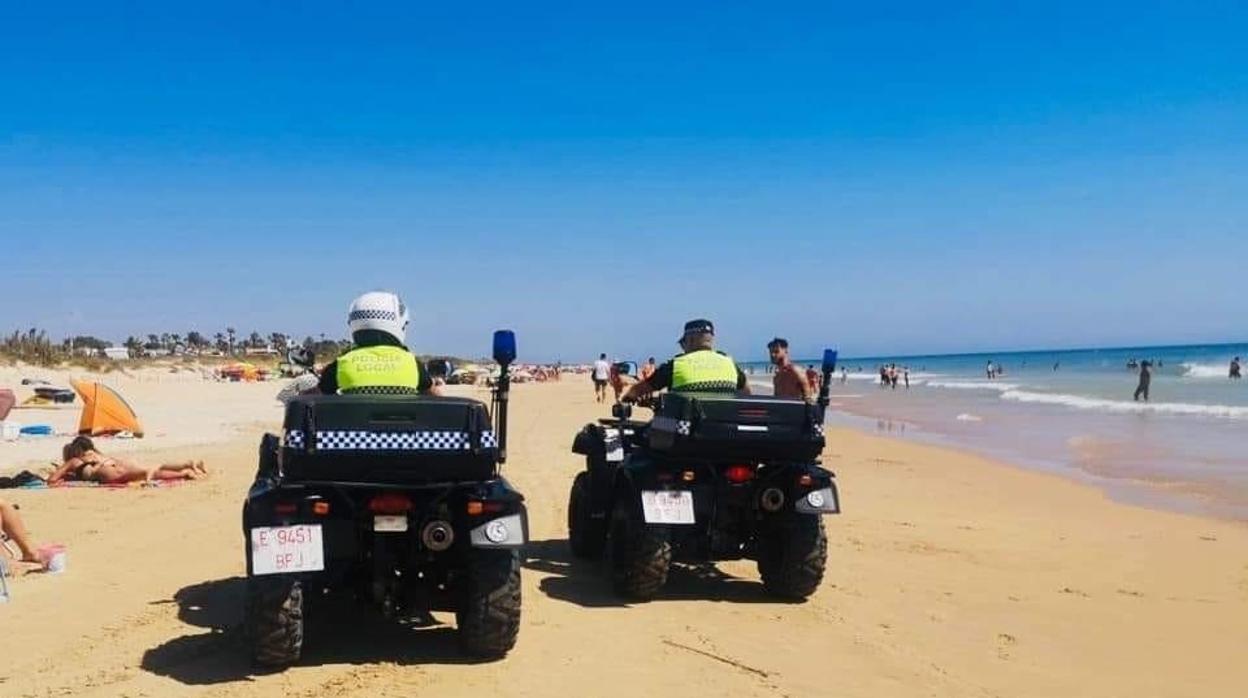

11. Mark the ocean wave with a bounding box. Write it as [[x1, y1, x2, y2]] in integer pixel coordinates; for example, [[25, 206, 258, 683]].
[[1180, 362, 1236, 379], [925, 380, 1020, 392], [1000, 389, 1248, 419]]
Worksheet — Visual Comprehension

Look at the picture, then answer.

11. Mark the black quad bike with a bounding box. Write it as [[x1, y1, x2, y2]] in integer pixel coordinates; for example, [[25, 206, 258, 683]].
[[568, 350, 841, 601], [241, 331, 527, 666]]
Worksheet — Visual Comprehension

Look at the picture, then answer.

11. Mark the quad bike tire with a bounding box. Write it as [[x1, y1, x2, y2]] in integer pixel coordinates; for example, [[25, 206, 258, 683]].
[[610, 494, 671, 600], [245, 576, 304, 666], [757, 513, 828, 600], [568, 472, 608, 559], [457, 548, 522, 658]]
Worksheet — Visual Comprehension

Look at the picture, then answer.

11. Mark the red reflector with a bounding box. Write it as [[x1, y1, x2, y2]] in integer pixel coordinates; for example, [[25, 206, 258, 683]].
[[369, 493, 414, 515], [656, 472, 674, 483], [725, 464, 755, 483], [274, 502, 297, 515], [312, 501, 331, 515], [798, 474, 813, 487]]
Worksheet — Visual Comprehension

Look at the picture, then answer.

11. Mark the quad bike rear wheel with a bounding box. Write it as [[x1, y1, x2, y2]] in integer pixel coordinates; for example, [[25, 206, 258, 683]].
[[757, 513, 828, 600], [610, 492, 671, 600], [457, 548, 522, 658], [568, 472, 608, 559], [245, 576, 304, 666]]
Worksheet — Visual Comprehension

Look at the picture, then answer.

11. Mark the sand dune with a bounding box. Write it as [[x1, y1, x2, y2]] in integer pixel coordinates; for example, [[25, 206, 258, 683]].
[[1, 377, 1245, 697]]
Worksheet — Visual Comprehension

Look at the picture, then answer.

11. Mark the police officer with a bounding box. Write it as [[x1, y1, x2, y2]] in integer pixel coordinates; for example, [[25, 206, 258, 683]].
[[621, 318, 749, 402], [317, 291, 441, 396]]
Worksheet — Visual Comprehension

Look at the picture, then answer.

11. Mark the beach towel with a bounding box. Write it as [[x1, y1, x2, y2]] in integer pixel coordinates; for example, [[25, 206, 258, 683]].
[[48, 479, 183, 489]]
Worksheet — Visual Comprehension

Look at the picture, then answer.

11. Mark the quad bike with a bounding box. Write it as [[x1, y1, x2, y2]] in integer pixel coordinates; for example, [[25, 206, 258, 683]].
[[242, 331, 526, 666], [568, 350, 841, 601]]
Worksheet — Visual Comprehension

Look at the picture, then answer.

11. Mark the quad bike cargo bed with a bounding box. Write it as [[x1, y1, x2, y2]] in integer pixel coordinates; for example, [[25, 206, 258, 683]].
[[280, 394, 498, 483], [647, 392, 825, 461]]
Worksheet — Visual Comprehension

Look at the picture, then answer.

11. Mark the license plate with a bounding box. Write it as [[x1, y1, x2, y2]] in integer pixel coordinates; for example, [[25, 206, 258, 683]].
[[250, 525, 324, 575], [373, 515, 408, 532], [640, 490, 695, 525]]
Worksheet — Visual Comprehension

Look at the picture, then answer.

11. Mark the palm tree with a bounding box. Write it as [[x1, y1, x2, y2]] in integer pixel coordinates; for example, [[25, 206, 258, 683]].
[[226, 327, 236, 355]]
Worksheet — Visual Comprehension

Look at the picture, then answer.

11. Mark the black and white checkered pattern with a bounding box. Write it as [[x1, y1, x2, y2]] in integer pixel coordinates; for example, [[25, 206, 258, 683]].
[[348, 308, 398, 322], [676, 420, 692, 436], [284, 429, 497, 451], [813, 423, 824, 437]]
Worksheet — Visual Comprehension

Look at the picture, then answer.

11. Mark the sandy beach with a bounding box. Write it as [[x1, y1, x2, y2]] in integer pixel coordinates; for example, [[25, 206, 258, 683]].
[[2, 372, 1245, 697]]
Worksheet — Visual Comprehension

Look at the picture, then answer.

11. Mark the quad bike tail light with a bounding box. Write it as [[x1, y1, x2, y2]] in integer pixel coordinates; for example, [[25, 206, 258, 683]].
[[724, 464, 755, 484], [369, 492, 414, 515], [274, 501, 297, 515]]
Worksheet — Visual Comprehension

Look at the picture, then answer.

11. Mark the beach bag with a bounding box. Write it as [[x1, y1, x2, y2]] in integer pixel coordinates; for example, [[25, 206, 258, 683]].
[[280, 394, 497, 483], [648, 392, 825, 461]]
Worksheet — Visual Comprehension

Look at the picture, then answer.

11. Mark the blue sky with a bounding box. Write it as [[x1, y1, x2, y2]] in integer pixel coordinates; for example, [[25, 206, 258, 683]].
[[1, 2, 1244, 361]]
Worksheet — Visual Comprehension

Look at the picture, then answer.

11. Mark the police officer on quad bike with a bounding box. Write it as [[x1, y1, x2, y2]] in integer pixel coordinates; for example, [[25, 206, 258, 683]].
[[317, 291, 443, 397], [620, 318, 749, 402], [572, 317, 839, 601]]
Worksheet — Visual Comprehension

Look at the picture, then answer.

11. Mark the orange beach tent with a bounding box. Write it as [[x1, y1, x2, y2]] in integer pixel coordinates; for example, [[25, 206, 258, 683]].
[[71, 380, 144, 437]]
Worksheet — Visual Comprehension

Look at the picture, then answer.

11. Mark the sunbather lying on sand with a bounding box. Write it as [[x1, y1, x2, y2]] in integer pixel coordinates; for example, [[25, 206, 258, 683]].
[[48, 436, 209, 485], [1, 496, 42, 570]]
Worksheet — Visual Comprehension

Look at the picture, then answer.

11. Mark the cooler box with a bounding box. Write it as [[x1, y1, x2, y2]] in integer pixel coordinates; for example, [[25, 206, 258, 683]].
[[280, 395, 498, 482], [648, 392, 825, 461]]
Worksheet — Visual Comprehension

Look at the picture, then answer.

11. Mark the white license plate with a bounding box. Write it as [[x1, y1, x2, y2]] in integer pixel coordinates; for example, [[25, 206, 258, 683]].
[[641, 490, 695, 525], [250, 525, 324, 575], [373, 515, 408, 532]]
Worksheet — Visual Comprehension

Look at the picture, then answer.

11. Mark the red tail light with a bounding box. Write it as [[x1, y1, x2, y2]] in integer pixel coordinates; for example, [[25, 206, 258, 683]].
[[724, 464, 755, 484], [369, 492, 414, 515], [274, 502, 297, 515]]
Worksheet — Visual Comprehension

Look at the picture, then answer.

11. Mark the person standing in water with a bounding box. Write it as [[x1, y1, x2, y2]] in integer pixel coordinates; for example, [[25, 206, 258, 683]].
[[1230, 357, 1242, 380], [1134, 360, 1152, 402]]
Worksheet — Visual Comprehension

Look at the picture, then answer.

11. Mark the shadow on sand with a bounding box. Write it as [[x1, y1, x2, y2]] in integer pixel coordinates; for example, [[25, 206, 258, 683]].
[[523, 538, 788, 608], [141, 577, 486, 686]]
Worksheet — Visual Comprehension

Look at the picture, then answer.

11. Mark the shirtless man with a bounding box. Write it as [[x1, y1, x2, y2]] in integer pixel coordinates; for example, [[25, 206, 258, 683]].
[[767, 338, 812, 401]]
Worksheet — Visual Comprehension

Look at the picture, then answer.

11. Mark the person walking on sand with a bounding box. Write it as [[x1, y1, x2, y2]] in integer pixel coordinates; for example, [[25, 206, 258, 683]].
[[49, 437, 208, 485], [767, 338, 812, 400], [1134, 360, 1152, 402], [592, 353, 611, 403], [903, 366, 910, 389]]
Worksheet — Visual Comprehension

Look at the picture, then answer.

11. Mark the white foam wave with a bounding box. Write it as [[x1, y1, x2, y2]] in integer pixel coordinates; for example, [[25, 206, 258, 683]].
[[1181, 362, 1235, 379], [1000, 389, 1248, 419], [955, 413, 983, 422], [925, 380, 1020, 392]]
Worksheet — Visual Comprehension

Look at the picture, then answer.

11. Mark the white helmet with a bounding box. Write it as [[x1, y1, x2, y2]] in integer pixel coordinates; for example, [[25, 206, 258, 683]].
[[348, 291, 409, 343]]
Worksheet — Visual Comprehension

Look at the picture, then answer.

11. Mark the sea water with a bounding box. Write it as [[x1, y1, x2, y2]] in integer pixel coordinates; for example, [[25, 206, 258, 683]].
[[744, 343, 1248, 520]]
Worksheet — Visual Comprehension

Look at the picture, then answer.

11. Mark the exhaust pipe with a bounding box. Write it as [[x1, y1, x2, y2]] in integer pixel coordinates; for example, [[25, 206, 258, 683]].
[[421, 520, 455, 552], [760, 488, 786, 512]]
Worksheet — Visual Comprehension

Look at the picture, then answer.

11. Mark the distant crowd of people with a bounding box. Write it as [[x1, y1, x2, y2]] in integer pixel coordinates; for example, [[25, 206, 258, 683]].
[[878, 364, 909, 389]]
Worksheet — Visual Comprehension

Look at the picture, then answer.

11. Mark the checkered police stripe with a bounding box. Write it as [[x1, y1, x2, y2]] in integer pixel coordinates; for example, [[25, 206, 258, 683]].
[[651, 417, 693, 436], [813, 423, 825, 437], [283, 429, 497, 451], [348, 308, 398, 322]]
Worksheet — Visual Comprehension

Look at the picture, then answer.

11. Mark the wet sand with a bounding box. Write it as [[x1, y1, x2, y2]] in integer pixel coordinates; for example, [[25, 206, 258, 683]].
[[1, 376, 1246, 696]]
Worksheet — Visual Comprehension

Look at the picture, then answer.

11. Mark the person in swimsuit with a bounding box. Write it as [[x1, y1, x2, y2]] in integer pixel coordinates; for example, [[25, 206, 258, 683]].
[[48, 436, 208, 485]]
